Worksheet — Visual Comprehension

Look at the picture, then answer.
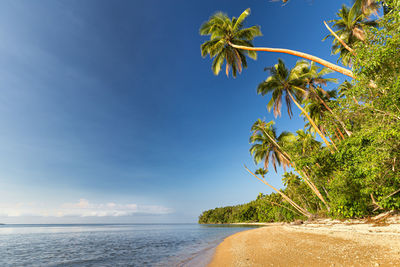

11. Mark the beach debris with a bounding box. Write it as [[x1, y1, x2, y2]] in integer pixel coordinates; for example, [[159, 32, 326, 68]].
[[372, 210, 396, 222], [290, 219, 303, 225]]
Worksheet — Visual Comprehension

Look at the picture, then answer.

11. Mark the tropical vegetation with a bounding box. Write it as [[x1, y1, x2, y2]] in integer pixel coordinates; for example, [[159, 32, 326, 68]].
[[199, 0, 400, 223]]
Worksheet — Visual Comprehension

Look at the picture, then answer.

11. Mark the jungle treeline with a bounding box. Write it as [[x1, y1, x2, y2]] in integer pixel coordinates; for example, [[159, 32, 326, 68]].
[[199, 0, 400, 223]]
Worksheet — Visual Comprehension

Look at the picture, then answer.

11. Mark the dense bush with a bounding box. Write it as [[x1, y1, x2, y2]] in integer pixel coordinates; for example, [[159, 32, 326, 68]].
[[199, 0, 400, 223], [199, 192, 303, 224]]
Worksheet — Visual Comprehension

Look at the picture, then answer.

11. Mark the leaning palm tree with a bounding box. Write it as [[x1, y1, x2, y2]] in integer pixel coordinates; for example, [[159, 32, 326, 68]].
[[200, 8, 354, 78], [245, 166, 312, 218], [323, 4, 377, 66], [281, 130, 331, 210], [251, 119, 330, 209], [199, 8, 261, 77], [250, 120, 292, 172], [257, 59, 335, 152], [303, 89, 344, 140], [301, 61, 352, 136]]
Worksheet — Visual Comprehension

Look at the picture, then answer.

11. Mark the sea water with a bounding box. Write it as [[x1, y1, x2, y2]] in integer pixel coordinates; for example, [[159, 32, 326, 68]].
[[0, 224, 256, 266]]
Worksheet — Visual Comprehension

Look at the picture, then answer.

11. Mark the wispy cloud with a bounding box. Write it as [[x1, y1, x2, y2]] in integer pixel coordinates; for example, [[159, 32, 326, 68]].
[[0, 199, 173, 218]]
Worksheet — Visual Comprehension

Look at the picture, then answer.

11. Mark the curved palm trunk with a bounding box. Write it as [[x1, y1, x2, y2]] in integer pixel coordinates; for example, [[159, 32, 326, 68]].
[[287, 91, 336, 152], [333, 129, 341, 141], [293, 85, 352, 137], [267, 201, 303, 216], [298, 169, 330, 211], [333, 127, 341, 141], [257, 127, 330, 209], [259, 128, 292, 161], [324, 21, 355, 55], [228, 42, 354, 79], [335, 126, 345, 140], [245, 166, 312, 218]]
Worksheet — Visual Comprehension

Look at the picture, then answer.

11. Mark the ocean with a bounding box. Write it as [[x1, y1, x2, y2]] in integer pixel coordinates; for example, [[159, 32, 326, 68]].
[[0, 223, 257, 266]]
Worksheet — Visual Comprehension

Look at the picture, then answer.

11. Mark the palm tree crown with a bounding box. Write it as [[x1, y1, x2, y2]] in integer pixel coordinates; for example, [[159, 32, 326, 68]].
[[199, 8, 262, 77], [295, 129, 321, 155], [324, 4, 377, 66], [250, 119, 293, 172], [304, 89, 337, 133], [257, 59, 335, 151], [257, 59, 308, 118]]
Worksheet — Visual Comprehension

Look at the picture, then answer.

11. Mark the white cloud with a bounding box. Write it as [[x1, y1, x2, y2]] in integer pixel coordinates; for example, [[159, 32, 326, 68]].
[[0, 199, 173, 218]]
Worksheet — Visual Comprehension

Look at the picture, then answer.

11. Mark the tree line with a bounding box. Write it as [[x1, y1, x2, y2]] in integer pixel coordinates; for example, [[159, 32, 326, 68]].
[[199, 0, 400, 223]]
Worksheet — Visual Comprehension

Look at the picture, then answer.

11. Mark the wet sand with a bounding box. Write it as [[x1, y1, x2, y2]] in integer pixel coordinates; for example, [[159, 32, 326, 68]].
[[208, 223, 400, 267]]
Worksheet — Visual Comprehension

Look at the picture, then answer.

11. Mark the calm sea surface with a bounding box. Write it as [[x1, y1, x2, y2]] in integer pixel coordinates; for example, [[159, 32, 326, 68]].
[[0, 223, 258, 266]]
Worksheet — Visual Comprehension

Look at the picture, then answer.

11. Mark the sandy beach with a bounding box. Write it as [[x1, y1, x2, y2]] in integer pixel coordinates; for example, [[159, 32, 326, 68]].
[[208, 217, 400, 266]]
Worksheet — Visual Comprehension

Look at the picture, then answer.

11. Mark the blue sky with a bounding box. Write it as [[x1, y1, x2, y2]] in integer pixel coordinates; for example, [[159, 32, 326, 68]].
[[0, 0, 351, 223]]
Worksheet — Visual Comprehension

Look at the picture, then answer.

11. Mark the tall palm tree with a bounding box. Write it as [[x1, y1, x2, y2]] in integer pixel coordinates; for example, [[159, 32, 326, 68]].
[[250, 120, 292, 172], [257, 59, 335, 152], [303, 89, 343, 139], [323, 4, 377, 66], [282, 172, 301, 187], [250, 119, 330, 209], [200, 8, 354, 78], [199, 8, 261, 77]]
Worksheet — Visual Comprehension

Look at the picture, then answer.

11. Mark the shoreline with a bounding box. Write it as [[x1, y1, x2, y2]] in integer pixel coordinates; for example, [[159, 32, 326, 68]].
[[208, 216, 400, 266], [179, 225, 264, 267]]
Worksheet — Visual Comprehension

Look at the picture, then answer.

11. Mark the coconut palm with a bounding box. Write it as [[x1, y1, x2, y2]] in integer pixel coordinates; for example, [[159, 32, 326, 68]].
[[338, 80, 354, 97], [245, 166, 312, 218], [250, 119, 330, 209], [199, 8, 261, 77], [250, 119, 293, 172], [255, 168, 268, 178], [304, 89, 341, 137], [282, 172, 301, 187], [200, 8, 354, 78], [324, 4, 377, 66], [257, 59, 335, 152], [300, 61, 352, 136], [295, 129, 321, 155]]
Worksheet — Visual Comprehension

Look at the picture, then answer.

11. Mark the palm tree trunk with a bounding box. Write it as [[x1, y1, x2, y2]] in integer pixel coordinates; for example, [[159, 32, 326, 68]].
[[245, 166, 312, 218], [267, 201, 303, 216], [298, 169, 330, 211], [323, 21, 355, 55], [333, 128, 341, 141], [259, 128, 292, 161], [258, 129, 331, 209], [287, 91, 336, 152], [296, 84, 352, 137], [335, 126, 345, 140], [228, 42, 354, 79]]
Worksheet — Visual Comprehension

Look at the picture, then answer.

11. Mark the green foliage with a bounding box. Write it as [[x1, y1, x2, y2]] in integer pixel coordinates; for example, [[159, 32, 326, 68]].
[[323, 4, 378, 66], [199, 8, 261, 77], [199, 0, 400, 223], [198, 192, 303, 224]]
